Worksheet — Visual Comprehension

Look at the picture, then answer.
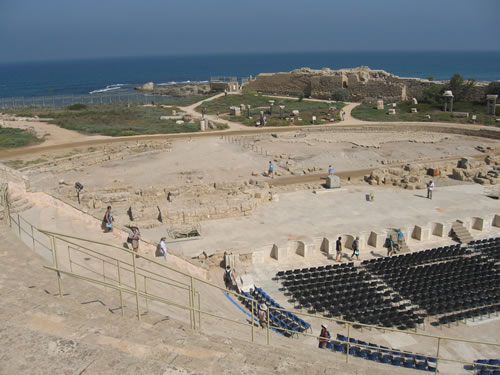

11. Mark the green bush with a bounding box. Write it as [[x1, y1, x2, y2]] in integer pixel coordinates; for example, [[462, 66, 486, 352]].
[[0, 128, 41, 148], [448, 73, 476, 102], [298, 92, 304, 102], [332, 89, 350, 101], [486, 82, 500, 96], [422, 84, 444, 105], [66, 103, 88, 111]]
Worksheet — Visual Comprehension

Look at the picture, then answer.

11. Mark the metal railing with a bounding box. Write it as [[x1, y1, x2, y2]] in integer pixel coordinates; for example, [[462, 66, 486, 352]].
[[0, 92, 192, 110], [7, 211, 500, 374]]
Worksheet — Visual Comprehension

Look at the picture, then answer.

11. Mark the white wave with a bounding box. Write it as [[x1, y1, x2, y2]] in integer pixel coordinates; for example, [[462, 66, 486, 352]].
[[156, 80, 209, 86], [89, 84, 125, 94]]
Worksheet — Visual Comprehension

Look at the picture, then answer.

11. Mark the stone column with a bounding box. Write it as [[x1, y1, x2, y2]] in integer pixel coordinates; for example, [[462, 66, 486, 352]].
[[260, 111, 264, 125], [247, 105, 251, 118], [279, 105, 285, 119], [269, 100, 274, 115]]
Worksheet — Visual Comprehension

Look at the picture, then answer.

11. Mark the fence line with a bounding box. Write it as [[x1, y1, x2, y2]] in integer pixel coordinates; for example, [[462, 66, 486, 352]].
[[0, 92, 185, 110]]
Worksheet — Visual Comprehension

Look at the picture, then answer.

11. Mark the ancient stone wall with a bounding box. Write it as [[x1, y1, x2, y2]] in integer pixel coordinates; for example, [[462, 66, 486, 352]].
[[244, 67, 487, 102]]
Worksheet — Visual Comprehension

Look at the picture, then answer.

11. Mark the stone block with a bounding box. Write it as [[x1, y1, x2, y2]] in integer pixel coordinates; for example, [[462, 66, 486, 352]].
[[412, 98, 418, 105], [295, 240, 314, 257], [492, 214, 500, 228], [472, 217, 490, 231], [452, 112, 469, 118], [230, 106, 241, 116], [368, 231, 386, 248], [412, 224, 431, 241], [292, 110, 300, 116], [326, 175, 341, 189], [271, 243, 288, 261], [376, 100, 384, 110], [388, 109, 396, 115], [320, 237, 334, 255], [431, 222, 451, 237], [252, 251, 265, 264], [411, 108, 418, 113]]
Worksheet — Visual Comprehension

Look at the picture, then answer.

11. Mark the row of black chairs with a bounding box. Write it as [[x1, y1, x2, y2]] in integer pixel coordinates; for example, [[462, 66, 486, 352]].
[[432, 304, 500, 326], [362, 244, 467, 271]]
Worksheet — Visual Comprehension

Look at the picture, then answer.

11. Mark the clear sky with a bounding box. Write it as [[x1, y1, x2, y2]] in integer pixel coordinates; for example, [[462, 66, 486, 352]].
[[1, 0, 499, 63]]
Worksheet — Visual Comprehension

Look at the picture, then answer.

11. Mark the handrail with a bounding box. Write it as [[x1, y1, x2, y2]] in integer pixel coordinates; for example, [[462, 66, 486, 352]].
[[10, 212, 500, 374]]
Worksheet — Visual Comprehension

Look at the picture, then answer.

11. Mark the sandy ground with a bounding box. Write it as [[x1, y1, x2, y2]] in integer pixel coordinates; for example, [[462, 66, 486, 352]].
[[26, 130, 499, 192], [2, 119, 109, 147]]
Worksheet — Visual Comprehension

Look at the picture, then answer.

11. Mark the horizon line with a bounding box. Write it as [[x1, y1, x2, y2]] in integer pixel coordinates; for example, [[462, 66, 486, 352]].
[[2, 49, 500, 65]]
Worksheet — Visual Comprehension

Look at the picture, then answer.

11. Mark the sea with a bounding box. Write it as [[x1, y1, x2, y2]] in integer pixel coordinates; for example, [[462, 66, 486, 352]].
[[0, 51, 499, 99]]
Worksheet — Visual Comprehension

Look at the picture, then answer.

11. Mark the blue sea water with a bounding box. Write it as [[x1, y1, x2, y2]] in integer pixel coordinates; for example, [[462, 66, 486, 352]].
[[0, 51, 499, 99]]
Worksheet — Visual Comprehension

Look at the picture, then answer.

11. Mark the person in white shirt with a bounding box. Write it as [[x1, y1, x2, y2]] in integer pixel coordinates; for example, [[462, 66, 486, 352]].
[[159, 237, 167, 262], [427, 180, 435, 199]]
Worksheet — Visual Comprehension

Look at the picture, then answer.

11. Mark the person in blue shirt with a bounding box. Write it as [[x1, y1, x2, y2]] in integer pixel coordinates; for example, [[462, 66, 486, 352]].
[[268, 161, 274, 179]]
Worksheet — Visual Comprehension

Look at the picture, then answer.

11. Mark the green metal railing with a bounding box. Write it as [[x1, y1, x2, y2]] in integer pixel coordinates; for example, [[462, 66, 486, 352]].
[[7, 212, 500, 374]]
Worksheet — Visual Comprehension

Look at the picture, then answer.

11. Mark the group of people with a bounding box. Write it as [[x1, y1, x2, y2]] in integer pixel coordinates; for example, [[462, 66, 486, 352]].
[[335, 236, 360, 262], [102, 206, 168, 261], [386, 229, 404, 256]]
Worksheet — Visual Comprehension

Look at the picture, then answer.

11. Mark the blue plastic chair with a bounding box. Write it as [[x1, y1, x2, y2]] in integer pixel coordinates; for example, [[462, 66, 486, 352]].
[[416, 361, 427, 371], [391, 358, 402, 366], [349, 338, 358, 344], [333, 343, 346, 353], [349, 346, 360, 355], [380, 354, 392, 364], [403, 359, 415, 369], [337, 334, 347, 342], [368, 352, 380, 362], [427, 365, 436, 372]]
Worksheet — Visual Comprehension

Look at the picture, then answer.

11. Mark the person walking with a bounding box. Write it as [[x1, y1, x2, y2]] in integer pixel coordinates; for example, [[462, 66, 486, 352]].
[[350, 237, 360, 261], [341, 110, 345, 121], [258, 303, 268, 328], [328, 165, 334, 176], [224, 265, 236, 290], [268, 161, 274, 179], [127, 222, 141, 258], [103, 206, 113, 232], [386, 235, 395, 256], [158, 237, 167, 262], [318, 324, 331, 348], [335, 236, 343, 262], [427, 180, 435, 199], [216, 111, 220, 120], [397, 229, 404, 248]]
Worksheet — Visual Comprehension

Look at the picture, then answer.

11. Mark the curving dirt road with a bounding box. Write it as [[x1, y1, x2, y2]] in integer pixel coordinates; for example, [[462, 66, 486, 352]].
[[1, 94, 499, 162]]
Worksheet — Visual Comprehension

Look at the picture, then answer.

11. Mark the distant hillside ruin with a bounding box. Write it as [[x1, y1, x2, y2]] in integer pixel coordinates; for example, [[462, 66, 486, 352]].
[[244, 66, 487, 102]]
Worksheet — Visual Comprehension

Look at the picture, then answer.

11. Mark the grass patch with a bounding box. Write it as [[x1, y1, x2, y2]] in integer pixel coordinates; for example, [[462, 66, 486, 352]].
[[152, 93, 218, 106], [352, 101, 499, 126], [3, 105, 206, 136], [197, 92, 344, 126], [0, 128, 42, 148]]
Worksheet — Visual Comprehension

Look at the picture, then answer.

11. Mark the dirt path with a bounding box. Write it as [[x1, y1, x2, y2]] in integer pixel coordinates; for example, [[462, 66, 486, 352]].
[[2, 92, 499, 161]]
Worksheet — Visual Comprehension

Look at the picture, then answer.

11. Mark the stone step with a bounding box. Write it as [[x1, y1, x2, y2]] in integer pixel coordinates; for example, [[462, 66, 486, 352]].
[[0, 224, 396, 375], [451, 221, 474, 244]]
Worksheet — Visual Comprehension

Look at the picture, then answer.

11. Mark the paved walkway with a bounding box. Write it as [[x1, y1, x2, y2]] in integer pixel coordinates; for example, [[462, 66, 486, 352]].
[[141, 183, 500, 258]]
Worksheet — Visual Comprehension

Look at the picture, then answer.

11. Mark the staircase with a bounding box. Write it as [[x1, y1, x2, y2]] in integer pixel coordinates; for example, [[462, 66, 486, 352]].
[[451, 220, 474, 244], [9, 191, 34, 214]]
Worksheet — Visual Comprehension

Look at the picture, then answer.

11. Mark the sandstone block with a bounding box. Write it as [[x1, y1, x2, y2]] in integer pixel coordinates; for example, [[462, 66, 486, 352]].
[[326, 175, 341, 189]]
